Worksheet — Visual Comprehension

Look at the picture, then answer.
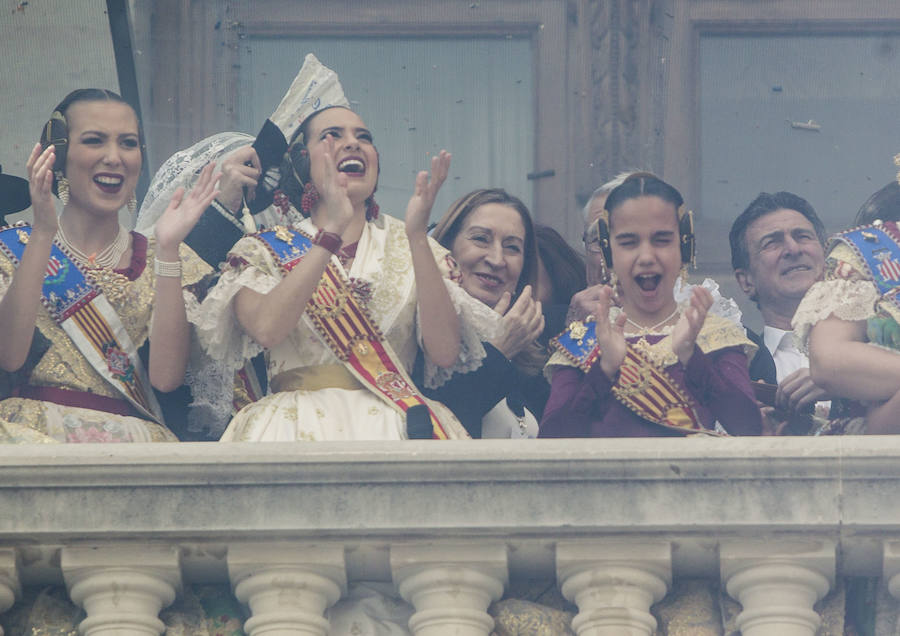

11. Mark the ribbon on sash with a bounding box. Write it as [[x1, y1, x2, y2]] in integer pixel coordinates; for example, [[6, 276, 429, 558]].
[[251, 225, 454, 439], [834, 221, 900, 314], [552, 317, 709, 435], [0, 224, 163, 422]]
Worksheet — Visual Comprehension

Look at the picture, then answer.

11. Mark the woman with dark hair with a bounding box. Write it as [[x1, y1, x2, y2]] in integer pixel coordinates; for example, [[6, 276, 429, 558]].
[[194, 56, 496, 442], [0, 88, 216, 443], [423, 188, 547, 438], [534, 223, 586, 343], [540, 173, 761, 438], [794, 177, 900, 434]]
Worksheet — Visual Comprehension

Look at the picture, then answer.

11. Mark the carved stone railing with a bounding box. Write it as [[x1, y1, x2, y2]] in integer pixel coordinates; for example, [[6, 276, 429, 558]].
[[1, 436, 899, 635]]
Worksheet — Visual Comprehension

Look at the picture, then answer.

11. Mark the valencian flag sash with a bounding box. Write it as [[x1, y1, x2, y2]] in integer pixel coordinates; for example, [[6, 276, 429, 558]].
[[834, 220, 900, 314], [0, 224, 163, 422], [250, 225, 454, 439], [552, 318, 710, 435]]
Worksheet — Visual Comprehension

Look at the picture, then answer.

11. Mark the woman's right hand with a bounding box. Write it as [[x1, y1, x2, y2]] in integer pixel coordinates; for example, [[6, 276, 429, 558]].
[[491, 285, 544, 359], [218, 145, 261, 213], [314, 136, 354, 234], [594, 285, 627, 381], [26, 143, 58, 237]]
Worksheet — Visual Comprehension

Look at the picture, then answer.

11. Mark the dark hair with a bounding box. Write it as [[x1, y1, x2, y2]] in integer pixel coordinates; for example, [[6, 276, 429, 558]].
[[431, 188, 539, 300], [40, 89, 144, 195], [729, 191, 826, 271], [604, 172, 684, 223], [855, 181, 900, 226], [535, 224, 586, 306], [278, 106, 379, 216]]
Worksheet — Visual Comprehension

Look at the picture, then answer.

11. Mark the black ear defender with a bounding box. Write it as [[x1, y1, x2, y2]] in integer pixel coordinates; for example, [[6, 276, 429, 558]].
[[678, 205, 696, 268], [40, 110, 69, 195]]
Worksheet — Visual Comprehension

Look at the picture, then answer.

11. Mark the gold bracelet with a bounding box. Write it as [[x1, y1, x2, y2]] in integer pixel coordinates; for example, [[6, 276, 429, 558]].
[[154, 257, 182, 278]]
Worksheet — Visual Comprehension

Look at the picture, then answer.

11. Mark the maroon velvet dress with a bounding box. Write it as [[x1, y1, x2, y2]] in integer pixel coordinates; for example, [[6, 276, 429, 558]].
[[539, 315, 762, 438]]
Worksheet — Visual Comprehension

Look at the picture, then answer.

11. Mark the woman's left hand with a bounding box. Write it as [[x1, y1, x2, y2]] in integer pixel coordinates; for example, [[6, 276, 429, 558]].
[[154, 162, 220, 255], [405, 150, 451, 237], [671, 286, 713, 365]]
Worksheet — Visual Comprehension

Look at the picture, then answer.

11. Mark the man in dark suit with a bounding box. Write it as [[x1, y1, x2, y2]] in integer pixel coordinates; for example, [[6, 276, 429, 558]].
[[729, 192, 829, 417]]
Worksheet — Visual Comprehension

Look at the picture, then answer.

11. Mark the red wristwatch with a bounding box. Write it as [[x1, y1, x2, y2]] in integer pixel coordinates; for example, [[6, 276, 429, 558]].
[[312, 228, 343, 254]]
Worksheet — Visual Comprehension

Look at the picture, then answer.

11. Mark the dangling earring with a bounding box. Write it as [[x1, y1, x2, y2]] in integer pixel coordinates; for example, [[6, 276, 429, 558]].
[[365, 195, 379, 221], [127, 193, 137, 215], [57, 175, 69, 206], [300, 182, 320, 216]]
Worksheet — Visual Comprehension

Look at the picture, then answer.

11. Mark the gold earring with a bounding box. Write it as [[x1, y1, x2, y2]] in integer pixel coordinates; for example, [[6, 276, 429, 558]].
[[127, 193, 137, 215], [57, 176, 69, 206], [679, 264, 689, 287]]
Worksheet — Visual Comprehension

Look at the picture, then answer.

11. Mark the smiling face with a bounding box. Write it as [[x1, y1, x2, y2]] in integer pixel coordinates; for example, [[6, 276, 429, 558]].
[[63, 100, 141, 217], [450, 203, 527, 308], [609, 195, 681, 324], [735, 208, 825, 321], [305, 107, 378, 207]]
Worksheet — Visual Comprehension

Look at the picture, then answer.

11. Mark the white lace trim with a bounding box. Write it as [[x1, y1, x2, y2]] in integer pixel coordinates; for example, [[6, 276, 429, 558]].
[[792, 278, 880, 347], [674, 277, 743, 327], [420, 279, 500, 389]]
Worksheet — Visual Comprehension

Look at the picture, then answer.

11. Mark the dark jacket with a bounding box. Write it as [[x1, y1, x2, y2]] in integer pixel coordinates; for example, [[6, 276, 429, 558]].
[[746, 327, 777, 385]]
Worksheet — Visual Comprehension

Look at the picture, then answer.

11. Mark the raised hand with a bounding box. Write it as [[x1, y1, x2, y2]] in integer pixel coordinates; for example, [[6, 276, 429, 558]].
[[26, 143, 58, 237], [154, 162, 220, 254], [218, 146, 261, 213], [491, 285, 545, 359], [405, 150, 451, 237], [594, 285, 627, 381], [671, 286, 713, 365], [313, 136, 354, 234]]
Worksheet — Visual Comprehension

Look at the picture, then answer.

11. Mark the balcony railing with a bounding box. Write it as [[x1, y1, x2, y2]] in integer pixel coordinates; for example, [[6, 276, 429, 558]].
[[1, 436, 899, 635]]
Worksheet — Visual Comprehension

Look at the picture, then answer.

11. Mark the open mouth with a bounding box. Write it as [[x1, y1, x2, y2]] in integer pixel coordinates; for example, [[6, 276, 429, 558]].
[[635, 274, 662, 292], [337, 158, 365, 174], [93, 174, 124, 193]]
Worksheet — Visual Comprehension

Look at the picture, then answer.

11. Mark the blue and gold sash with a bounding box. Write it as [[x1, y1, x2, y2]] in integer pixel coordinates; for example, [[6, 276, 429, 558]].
[[552, 317, 708, 435], [0, 224, 162, 422], [250, 225, 460, 439], [833, 221, 900, 313]]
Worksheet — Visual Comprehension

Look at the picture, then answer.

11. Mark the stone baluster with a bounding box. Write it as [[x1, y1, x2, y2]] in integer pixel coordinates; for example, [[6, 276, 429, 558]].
[[882, 540, 900, 606], [228, 542, 346, 636], [61, 544, 181, 636], [0, 549, 21, 636], [720, 540, 834, 636], [556, 541, 671, 636], [391, 542, 507, 636]]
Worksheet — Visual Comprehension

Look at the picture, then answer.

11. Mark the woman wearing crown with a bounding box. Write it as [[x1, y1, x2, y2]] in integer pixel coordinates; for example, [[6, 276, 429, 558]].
[[192, 55, 496, 442], [539, 173, 762, 438]]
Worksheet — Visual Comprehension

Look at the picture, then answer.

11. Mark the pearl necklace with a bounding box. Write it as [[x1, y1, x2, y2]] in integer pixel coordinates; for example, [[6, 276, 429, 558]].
[[56, 222, 130, 269], [625, 307, 680, 336]]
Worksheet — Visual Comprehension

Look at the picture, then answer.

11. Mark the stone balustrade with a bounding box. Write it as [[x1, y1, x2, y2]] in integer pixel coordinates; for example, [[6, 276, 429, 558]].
[[1, 436, 899, 635]]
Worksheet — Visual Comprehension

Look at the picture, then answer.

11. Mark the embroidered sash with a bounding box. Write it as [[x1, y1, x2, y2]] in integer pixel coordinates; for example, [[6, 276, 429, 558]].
[[552, 318, 709, 435], [251, 225, 455, 439], [0, 225, 163, 422], [834, 221, 900, 313]]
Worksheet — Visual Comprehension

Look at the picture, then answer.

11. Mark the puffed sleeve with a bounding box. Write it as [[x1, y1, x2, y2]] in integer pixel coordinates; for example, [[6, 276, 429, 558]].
[[417, 237, 501, 389]]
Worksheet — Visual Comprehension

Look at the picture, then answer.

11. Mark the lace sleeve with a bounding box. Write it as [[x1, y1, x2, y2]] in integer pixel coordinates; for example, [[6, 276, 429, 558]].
[[793, 242, 881, 347], [418, 240, 501, 389], [792, 278, 880, 347], [192, 237, 280, 371]]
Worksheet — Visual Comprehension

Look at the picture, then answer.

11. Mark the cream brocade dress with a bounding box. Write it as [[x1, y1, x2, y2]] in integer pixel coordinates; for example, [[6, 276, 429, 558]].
[[0, 234, 211, 443], [196, 213, 497, 442]]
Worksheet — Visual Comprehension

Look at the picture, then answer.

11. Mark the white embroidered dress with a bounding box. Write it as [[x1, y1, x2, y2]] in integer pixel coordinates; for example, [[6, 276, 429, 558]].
[[196, 212, 497, 441]]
